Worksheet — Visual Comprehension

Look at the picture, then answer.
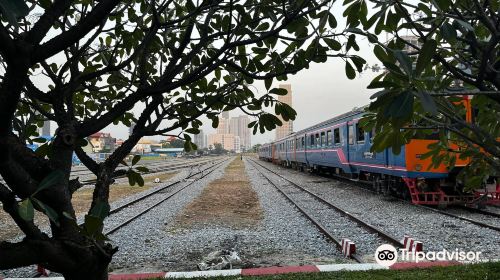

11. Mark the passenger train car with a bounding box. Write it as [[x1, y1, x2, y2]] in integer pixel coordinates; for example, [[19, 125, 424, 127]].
[[258, 106, 499, 207]]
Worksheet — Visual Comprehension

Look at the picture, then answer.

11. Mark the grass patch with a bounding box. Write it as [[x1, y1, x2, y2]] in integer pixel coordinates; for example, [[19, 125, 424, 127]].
[[146, 262, 499, 279]]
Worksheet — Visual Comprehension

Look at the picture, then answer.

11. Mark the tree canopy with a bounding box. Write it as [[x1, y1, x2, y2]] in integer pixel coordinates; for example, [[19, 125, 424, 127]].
[[343, 0, 500, 188], [0, 0, 357, 278]]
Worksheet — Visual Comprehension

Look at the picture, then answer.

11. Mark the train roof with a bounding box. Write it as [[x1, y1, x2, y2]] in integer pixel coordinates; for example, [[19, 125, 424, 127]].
[[260, 105, 368, 146], [295, 105, 367, 134]]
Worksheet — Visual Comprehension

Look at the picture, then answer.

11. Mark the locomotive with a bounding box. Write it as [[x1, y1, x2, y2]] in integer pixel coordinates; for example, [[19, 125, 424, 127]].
[[258, 105, 499, 207]]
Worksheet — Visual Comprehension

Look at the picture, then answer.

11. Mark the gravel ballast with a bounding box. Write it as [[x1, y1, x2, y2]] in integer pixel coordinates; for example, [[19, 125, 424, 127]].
[[108, 157, 345, 273], [254, 160, 500, 261]]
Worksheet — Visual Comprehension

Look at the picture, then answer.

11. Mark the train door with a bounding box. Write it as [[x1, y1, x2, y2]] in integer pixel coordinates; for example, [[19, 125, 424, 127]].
[[271, 144, 276, 163], [347, 123, 355, 163]]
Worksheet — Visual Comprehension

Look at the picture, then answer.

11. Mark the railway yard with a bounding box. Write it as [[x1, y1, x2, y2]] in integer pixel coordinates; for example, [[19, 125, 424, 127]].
[[1, 156, 499, 278]]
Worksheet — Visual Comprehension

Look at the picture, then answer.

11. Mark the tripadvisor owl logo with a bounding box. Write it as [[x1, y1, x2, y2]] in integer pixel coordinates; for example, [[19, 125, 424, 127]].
[[375, 244, 398, 267]]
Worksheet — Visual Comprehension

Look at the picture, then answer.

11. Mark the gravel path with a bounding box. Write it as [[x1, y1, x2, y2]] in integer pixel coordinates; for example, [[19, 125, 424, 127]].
[[248, 160, 385, 260], [255, 160, 500, 261], [108, 157, 346, 274]]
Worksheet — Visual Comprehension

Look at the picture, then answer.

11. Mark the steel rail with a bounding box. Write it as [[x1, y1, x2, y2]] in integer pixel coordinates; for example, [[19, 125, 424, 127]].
[[104, 158, 227, 216], [260, 159, 500, 233], [455, 205, 500, 219], [104, 158, 229, 235], [248, 160, 369, 263], [250, 159, 404, 249], [70, 158, 200, 177], [78, 158, 222, 186], [420, 206, 500, 232]]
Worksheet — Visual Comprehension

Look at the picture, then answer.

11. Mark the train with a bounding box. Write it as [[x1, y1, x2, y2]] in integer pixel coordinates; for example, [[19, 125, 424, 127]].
[[258, 105, 499, 207]]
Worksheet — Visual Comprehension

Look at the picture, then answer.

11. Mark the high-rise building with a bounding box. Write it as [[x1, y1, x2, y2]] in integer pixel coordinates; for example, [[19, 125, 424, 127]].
[[129, 122, 136, 136], [216, 111, 230, 134], [38, 121, 51, 137], [229, 115, 251, 150], [207, 134, 240, 152], [193, 129, 206, 149], [275, 84, 293, 140]]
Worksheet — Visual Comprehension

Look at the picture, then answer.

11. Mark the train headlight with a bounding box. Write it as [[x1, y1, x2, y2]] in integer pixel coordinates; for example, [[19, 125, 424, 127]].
[[415, 164, 422, 171]]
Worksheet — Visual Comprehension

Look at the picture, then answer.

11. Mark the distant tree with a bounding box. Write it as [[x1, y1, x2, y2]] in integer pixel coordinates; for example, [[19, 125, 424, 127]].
[[343, 0, 500, 188], [213, 143, 226, 155], [169, 139, 185, 149], [252, 143, 262, 152], [0, 0, 355, 278]]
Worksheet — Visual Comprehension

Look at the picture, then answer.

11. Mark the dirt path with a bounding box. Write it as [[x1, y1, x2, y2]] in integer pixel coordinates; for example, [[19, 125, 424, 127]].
[[172, 157, 263, 229]]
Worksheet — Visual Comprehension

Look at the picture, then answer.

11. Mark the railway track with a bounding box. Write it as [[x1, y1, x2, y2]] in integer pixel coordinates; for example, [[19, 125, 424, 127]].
[[247, 158, 403, 263], [77, 157, 223, 186], [101, 157, 230, 235], [0, 157, 222, 186], [260, 159, 500, 233], [70, 158, 198, 177]]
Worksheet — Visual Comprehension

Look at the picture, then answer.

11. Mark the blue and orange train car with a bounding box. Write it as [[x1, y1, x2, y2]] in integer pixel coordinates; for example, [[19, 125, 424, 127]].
[[258, 106, 499, 206]]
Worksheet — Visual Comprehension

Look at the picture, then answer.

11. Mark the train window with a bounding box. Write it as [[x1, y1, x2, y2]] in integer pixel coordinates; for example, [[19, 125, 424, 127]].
[[369, 128, 375, 142], [301, 137, 305, 149], [310, 134, 314, 147], [356, 123, 365, 142], [321, 132, 326, 147], [327, 130, 332, 146], [315, 133, 320, 147], [334, 128, 340, 145], [348, 125, 354, 145]]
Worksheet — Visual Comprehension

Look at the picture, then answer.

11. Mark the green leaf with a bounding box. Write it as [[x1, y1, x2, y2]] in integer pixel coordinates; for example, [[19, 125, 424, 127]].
[[269, 88, 288, 96], [83, 215, 103, 236], [373, 45, 389, 62], [31, 198, 59, 226], [35, 143, 50, 157], [89, 201, 110, 220], [34, 170, 65, 195], [18, 199, 34, 221], [264, 78, 272, 90], [345, 61, 356, 79], [384, 92, 414, 120], [323, 38, 341, 51], [440, 23, 457, 43], [135, 166, 149, 173], [132, 155, 141, 166], [392, 50, 412, 77], [211, 117, 219, 128], [128, 171, 136, 186], [415, 39, 436, 76], [454, 19, 474, 32], [328, 13, 337, 28], [32, 137, 47, 143], [414, 91, 437, 115], [367, 80, 400, 89], [39, 0, 52, 9], [185, 128, 200, 134], [135, 173, 145, 187], [0, 0, 29, 26]]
